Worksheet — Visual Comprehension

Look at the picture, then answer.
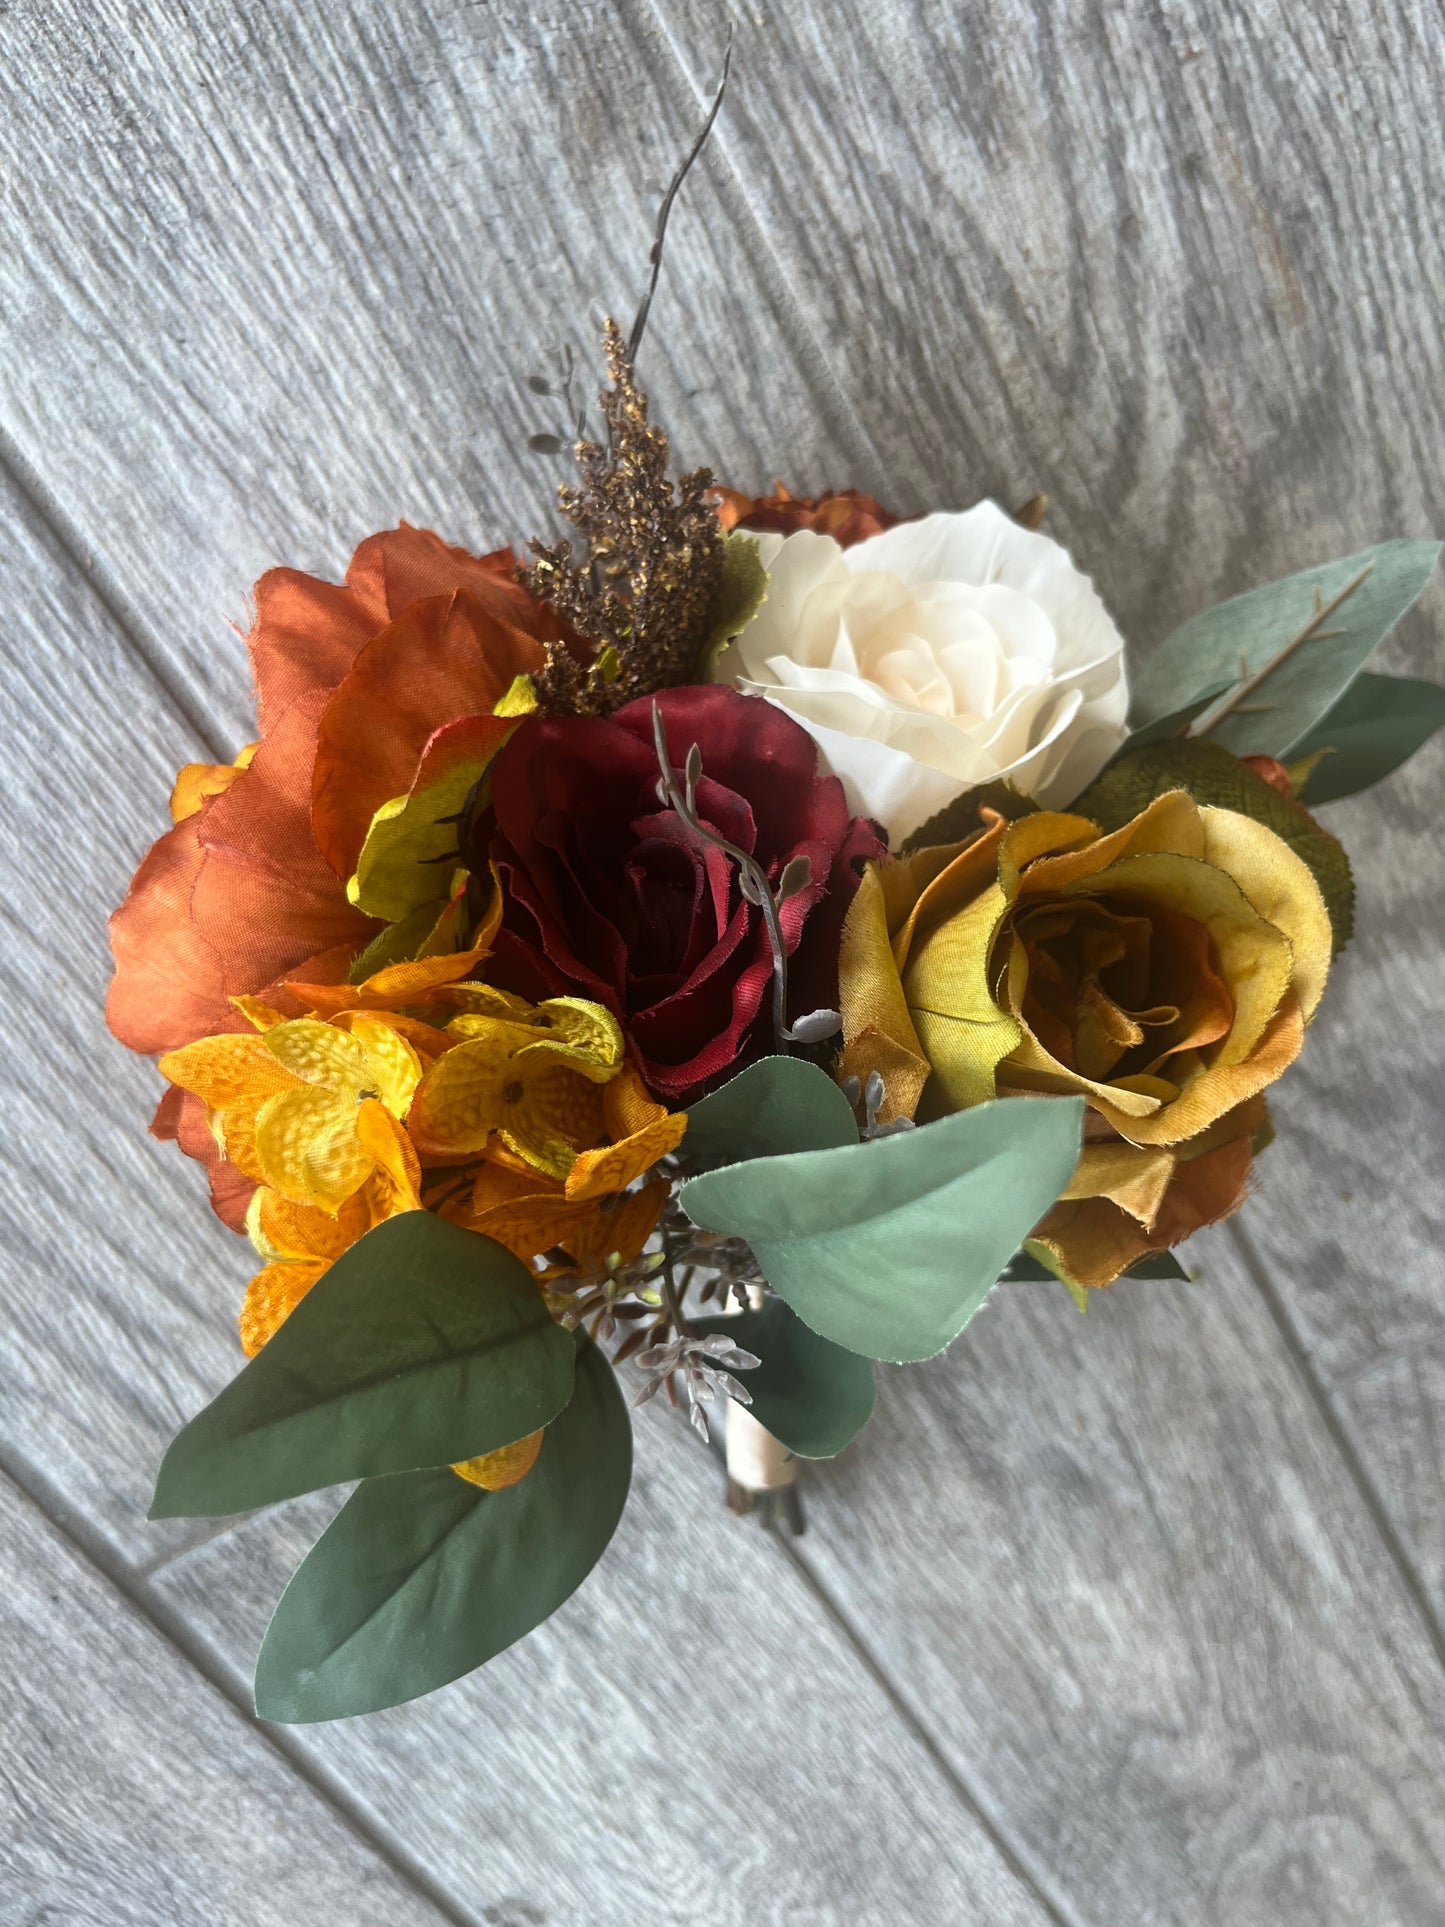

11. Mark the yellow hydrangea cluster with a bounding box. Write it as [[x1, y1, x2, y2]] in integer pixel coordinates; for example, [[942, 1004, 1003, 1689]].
[[158, 949, 686, 1362]]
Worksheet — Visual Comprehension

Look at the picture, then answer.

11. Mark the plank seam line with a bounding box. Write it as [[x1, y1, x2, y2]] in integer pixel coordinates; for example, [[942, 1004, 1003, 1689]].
[[619, 0, 898, 502], [1227, 1217, 1445, 1678], [1322, 1319, 1445, 1397], [0, 1445, 486, 1927], [691, 1419, 1082, 1922], [765, 1524, 1087, 1927], [0, 424, 230, 764]]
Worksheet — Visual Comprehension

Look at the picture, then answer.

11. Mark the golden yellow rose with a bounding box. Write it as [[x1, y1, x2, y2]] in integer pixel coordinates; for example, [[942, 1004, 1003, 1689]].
[[838, 788, 1333, 1288]]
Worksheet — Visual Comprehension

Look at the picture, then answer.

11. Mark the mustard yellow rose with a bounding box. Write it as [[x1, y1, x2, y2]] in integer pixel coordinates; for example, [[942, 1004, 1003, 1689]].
[[838, 789, 1332, 1288]]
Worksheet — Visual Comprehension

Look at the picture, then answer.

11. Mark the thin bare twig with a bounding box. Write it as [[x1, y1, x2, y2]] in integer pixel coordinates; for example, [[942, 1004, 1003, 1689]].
[[650, 700, 793, 1054], [1187, 562, 1373, 740], [628, 27, 735, 365]]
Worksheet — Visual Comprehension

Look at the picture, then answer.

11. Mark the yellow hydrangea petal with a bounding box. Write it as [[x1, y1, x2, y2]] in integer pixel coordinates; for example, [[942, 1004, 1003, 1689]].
[[347, 1013, 424, 1117], [231, 996, 289, 1033], [1198, 805, 1331, 1023], [239, 1258, 328, 1356], [445, 984, 539, 1025], [158, 1034, 297, 1112], [245, 1186, 351, 1265], [254, 1085, 371, 1211], [452, 1429, 543, 1490], [354, 1099, 422, 1210], [524, 998, 626, 1080], [602, 1064, 669, 1139], [264, 1018, 370, 1093], [407, 1035, 511, 1157], [499, 1062, 608, 1180], [566, 1111, 688, 1200], [562, 1178, 669, 1271], [169, 760, 242, 824]]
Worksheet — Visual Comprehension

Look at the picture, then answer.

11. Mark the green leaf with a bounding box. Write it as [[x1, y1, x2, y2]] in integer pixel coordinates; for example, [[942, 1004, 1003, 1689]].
[[1072, 735, 1355, 951], [151, 1215, 576, 1519], [1108, 682, 1233, 762], [700, 531, 769, 675], [1130, 540, 1441, 758], [900, 779, 1040, 855], [694, 1298, 875, 1459], [1291, 671, 1445, 805], [349, 754, 494, 923], [253, 1335, 630, 1722], [680, 1097, 1084, 1364], [682, 1056, 858, 1168]]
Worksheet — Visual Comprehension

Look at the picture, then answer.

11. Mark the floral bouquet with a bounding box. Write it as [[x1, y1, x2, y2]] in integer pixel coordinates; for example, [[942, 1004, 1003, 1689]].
[[108, 103, 1443, 1723]]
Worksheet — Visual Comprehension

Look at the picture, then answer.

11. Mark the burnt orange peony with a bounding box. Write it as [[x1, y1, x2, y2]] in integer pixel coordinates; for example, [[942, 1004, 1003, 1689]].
[[712, 481, 901, 547], [108, 525, 568, 1223]]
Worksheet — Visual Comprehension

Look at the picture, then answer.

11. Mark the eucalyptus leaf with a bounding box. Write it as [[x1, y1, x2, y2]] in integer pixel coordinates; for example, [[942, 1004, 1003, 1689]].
[[1291, 671, 1445, 805], [682, 1056, 859, 1168], [694, 1298, 875, 1458], [253, 1335, 630, 1723], [1130, 540, 1440, 758], [151, 1215, 576, 1519], [681, 1097, 1085, 1364]]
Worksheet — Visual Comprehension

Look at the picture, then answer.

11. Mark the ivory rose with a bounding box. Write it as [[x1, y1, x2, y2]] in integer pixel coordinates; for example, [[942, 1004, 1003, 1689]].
[[837, 789, 1333, 1287], [712, 500, 1129, 844]]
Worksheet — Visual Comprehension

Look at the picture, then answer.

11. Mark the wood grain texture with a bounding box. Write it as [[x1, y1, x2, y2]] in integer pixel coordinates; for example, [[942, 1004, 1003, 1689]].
[[787, 1236, 1445, 1926], [0, 0, 869, 750], [148, 1400, 1055, 1927], [0, 0, 1442, 1921], [0, 1471, 453, 1927], [0, 466, 262, 1568]]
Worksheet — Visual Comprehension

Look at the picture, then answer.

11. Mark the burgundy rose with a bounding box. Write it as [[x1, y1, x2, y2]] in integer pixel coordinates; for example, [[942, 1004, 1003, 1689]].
[[481, 685, 883, 1104]]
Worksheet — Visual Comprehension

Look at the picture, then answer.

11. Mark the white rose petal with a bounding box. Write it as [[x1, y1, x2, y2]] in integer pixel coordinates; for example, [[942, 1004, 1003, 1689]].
[[711, 501, 1129, 845]]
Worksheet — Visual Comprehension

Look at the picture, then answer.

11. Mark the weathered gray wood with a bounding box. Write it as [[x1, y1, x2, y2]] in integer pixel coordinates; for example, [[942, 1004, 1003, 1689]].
[[0, 1470, 454, 1927], [149, 1401, 1053, 1927], [0, 0, 1442, 1922], [0, 0, 870, 749], [788, 1235, 1445, 1925], [0, 466, 261, 1568]]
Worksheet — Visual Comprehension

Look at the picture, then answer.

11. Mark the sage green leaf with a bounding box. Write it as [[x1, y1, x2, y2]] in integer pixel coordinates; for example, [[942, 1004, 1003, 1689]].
[[1130, 540, 1440, 758], [253, 1336, 630, 1722], [680, 1096, 1085, 1364], [151, 1215, 575, 1519], [1291, 671, 1445, 805], [694, 1298, 875, 1458], [1107, 682, 1233, 763], [1072, 736, 1354, 950], [700, 531, 769, 675], [682, 1056, 858, 1168]]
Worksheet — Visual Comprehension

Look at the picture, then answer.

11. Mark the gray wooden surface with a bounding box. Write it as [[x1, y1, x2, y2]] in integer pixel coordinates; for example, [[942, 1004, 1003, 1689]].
[[0, 4, 1441, 1922]]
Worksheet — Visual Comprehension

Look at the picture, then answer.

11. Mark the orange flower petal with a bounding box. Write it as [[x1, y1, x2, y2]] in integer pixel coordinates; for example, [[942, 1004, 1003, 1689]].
[[170, 761, 243, 824], [452, 1429, 544, 1491], [566, 1110, 688, 1201], [159, 1033, 299, 1112], [239, 1258, 329, 1356]]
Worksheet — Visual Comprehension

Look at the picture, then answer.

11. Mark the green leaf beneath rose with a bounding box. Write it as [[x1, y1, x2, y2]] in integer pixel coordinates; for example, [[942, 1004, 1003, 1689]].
[[1072, 735, 1354, 951], [700, 531, 769, 676], [253, 1334, 630, 1723], [1289, 671, 1445, 805], [694, 1297, 875, 1458], [680, 1096, 1085, 1364], [151, 1214, 576, 1519], [682, 1055, 859, 1168], [1129, 540, 1440, 759]]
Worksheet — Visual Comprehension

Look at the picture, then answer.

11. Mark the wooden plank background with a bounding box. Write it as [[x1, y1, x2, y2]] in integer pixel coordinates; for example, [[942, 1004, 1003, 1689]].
[[1, 3, 1441, 1921]]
